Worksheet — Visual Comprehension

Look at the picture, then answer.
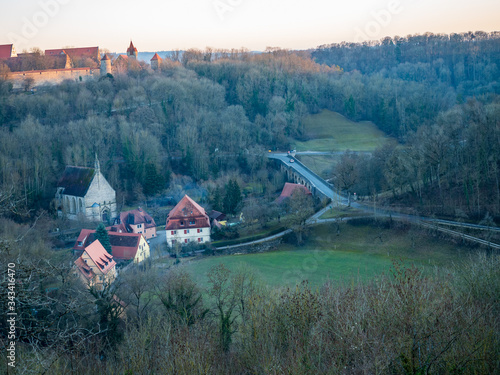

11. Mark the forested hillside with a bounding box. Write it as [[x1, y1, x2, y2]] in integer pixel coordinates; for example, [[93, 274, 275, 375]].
[[0, 31, 499, 221], [1, 32, 499, 374]]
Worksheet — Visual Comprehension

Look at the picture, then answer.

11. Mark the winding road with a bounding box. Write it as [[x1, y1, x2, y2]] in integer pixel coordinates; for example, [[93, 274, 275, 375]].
[[267, 152, 500, 250]]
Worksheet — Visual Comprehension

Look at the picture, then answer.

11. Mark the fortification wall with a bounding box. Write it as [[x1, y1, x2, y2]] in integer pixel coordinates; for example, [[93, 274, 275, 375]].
[[8, 67, 98, 89]]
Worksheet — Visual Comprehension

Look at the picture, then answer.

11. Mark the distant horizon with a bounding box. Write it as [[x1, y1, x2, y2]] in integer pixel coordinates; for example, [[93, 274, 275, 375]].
[[1, 0, 498, 54], [8, 28, 499, 56]]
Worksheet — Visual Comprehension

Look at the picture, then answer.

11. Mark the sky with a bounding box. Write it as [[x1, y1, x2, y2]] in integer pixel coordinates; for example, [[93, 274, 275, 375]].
[[1, 0, 499, 53]]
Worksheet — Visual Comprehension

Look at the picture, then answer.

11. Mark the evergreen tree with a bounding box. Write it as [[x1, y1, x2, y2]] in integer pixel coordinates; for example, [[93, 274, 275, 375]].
[[210, 186, 224, 212], [224, 179, 242, 215], [95, 222, 113, 255], [143, 162, 166, 197]]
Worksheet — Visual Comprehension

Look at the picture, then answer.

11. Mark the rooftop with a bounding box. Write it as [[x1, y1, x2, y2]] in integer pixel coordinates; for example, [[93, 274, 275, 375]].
[[84, 240, 116, 274], [57, 166, 95, 197]]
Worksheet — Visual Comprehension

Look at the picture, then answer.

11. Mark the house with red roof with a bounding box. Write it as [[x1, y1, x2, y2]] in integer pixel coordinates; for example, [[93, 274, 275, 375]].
[[111, 208, 157, 239], [73, 229, 150, 264], [45, 46, 99, 67], [0, 44, 17, 60], [74, 240, 116, 290], [55, 156, 117, 222], [276, 183, 312, 204], [166, 195, 211, 247]]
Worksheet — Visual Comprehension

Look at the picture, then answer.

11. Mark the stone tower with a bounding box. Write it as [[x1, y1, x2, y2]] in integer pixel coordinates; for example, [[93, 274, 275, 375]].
[[127, 41, 138, 60], [100, 54, 112, 76], [151, 53, 162, 71]]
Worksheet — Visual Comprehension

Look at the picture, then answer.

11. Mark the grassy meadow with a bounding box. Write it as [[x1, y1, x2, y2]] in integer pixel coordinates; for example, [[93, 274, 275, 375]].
[[293, 109, 394, 152], [180, 221, 473, 289], [292, 109, 396, 177]]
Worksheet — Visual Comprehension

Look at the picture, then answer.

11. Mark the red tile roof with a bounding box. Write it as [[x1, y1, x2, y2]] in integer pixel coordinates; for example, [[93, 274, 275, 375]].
[[127, 41, 137, 54], [151, 53, 162, 61], [73, 229, 143, 261], [74, 257, 95, 281], [110, 208, 156, 234], [45, 46, 99, 61], [84, 240, 116, 275], [0, 44, 15, 59], [122, 208, 156, 228], [276, 183, 312, 203], [166, 195, 210, 230], [107, 232, 142, 261], [101, 54, 110, 61], [73, 229, 94, 253]]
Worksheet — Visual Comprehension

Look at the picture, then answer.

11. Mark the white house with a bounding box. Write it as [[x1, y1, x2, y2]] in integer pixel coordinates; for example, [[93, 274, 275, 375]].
[[166, 195, 211, 247]]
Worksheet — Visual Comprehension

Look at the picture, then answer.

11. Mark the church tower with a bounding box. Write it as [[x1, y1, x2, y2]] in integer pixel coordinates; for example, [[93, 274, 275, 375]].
[[100, 54, 112, 76], [127, 41, 138, 60]]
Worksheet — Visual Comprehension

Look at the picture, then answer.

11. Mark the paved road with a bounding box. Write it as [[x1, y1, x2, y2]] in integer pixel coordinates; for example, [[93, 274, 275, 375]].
[[215, 229, 293, 250], [148, 230, 168, 259], [268, 152, 500, 248]]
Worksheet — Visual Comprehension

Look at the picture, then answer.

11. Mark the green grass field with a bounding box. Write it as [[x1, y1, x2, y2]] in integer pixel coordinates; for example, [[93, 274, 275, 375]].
[[180, 221, 472, 289], [293, 110, 394, 152]]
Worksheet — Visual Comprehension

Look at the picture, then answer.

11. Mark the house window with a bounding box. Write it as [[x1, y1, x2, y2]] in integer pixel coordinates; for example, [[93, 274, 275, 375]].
[[198, 228, 203, 233], [189, 220, 195, 225], [137, 224, 142, 228], [184, 229, 190, 234], [78, 241, 83, 246], [180, 221, 184, 226], [184, 239, 188, 244], [198, 237, 203, 242], [171, 230, 176, 235]]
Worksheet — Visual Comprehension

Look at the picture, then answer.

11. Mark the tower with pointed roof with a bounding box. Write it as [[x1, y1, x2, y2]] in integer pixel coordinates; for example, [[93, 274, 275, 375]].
[[150, 53, 162, 71], [100, 54, 112, 76], [127, 41, 138, 60]]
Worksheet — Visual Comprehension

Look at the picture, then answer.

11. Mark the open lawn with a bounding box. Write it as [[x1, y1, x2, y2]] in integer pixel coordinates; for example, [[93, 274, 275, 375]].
[[293, 110, 394, 152], [180, 221, 474, 289]]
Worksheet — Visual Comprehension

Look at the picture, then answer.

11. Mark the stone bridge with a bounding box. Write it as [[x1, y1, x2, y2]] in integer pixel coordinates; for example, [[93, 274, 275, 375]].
[[268, 153, 345, 204]]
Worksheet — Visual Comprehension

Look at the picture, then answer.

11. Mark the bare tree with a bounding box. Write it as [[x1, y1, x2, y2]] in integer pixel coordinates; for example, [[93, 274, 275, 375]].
[[284, 189, 314, 245], [332, 150, 360, 206]]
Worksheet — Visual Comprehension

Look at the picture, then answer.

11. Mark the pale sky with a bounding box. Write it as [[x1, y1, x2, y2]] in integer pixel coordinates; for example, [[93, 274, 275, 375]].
[[1, 0, 499, 53]]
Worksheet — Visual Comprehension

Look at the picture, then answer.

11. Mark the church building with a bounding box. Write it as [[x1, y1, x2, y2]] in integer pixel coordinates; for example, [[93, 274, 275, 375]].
[[55, 156, 117, 222]]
